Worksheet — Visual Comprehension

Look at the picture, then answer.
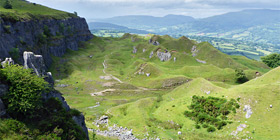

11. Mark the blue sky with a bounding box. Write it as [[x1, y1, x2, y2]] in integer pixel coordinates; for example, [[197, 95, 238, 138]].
[[29, 0, 280, 21]]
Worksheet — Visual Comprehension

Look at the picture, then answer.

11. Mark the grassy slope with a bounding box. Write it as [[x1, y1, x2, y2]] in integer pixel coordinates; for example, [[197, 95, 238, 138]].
[[49, 34, 273, 139], [0, 0, 76, 21]]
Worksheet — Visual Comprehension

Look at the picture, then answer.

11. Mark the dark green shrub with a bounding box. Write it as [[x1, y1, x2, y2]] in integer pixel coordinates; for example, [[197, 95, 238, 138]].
[[43, 25, 52, 37], [69, 109, 81, 116], [0, 64, 49, 119], [202, 123, 208, 128], [3, 25, 11, 34], [195, 124, 201, 129], [235, 69, 248, 83], [184, 96, 239, 132], [3, 0, 12, 9], [8, 48, 20, 63], [261, 53, 280, 68], [207, 126, 216, 132], [59, 23, 65, 33]]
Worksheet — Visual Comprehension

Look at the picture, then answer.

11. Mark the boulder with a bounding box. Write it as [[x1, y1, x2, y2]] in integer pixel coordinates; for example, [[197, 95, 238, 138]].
[[243, 105, 252, 118], [153, 41, 160, 46], [157, 51, 171, 61], [23, 52, 46, 76], [1, 58, 14, 68], [191, 45, 198, 57], [149, 51, 154, 58], [132, 46, 137, 54], [196, 59, 206, 64]]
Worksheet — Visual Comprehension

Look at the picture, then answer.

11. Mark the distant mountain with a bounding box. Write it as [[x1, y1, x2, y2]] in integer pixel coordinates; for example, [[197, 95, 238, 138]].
[[194, 9, 280, 32], [88, 22, 150, 34], [99, 14, 195, 27], [95, 9, 280, 47]]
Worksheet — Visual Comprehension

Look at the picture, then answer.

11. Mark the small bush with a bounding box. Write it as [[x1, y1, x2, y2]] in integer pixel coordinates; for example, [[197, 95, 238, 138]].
[[207, 126, 216, 132], [3, 25, 11, 34], [3, 0, 12, 9], [184, 96, 239, 131], [69, 109, 81, 116], [8, 48, 20, 63], [0, 64, 49, 119], [195, 124, 201, 129], [235, 69, 248, 83]]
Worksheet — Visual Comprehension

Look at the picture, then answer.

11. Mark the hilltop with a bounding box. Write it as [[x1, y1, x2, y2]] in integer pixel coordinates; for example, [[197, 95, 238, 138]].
[[47, 34, 277, 139], [0, 0, 76, 21]]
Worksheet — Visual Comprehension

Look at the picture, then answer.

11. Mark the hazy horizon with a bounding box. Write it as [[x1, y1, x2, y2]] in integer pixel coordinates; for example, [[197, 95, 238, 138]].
[[29, 0, 280, 21]]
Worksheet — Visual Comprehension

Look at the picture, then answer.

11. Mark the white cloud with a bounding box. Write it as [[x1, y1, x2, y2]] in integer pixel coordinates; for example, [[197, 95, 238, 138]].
[[28, 0, 280, 19]]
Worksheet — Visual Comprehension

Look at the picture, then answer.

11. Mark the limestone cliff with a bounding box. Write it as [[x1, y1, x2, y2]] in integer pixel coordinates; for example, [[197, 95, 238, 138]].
[[0, 17, 93, 68]]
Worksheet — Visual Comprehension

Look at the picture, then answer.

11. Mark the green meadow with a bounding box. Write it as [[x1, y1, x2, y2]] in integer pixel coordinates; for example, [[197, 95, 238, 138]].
[[49, 34, 280, 139]]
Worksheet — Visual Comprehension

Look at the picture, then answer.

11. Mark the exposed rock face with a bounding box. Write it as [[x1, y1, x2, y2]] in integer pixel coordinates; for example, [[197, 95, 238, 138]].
[[0, 17, 93, 68], [23, 52, 54, 86], [191, 45, 198, 57], [132, 46, 137, 54], [0, 81, 8, 118], [22, 51, 88, 139], [196, 59, 206, 64], [0, 83, 9, 97], [149, 51, 154, 58], [0, 99, 6, 117], [92, 116, 138, 140], [23, 52, 46, 76], [231, 124, 247, 136], [243, 105, 252, 118], [73, 115, 89, 140], [153, 41, 160, 46], [157, 51, 171, 61]]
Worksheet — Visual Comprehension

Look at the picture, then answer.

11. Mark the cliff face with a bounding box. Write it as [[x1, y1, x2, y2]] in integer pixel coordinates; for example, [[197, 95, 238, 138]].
[[0, 17, 93, 68]]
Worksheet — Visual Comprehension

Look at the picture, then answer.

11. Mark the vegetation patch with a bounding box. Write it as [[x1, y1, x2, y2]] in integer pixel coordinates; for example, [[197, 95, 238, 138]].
[[184, 96, 239, 132]]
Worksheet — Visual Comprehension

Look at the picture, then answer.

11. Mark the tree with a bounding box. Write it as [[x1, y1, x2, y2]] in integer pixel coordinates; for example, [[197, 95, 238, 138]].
[[235, 69, 248, 83], [3, 0, 12, 9], [261, 53, 280, 68], [74, 11, 78, 16]]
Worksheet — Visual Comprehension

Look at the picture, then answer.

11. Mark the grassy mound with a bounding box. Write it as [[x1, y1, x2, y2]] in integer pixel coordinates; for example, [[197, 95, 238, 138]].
[[0, 0, 76, 21]]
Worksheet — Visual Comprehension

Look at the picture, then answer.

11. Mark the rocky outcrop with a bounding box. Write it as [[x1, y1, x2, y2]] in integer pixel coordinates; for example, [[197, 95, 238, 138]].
[[73, 115, 89, 140], [1, 58, 14, 68], [21, 51, 88, 138], [149, 51, 154, 58], [157, 51, 171, 61], [0, 17, 93, 68], [191, 45, 198, 57], [132, 46, 137, 54], [23, 52, 46, 76], [92, 116, 138, 140], [196, 59, 206, 64], [0, 82, 9, 118], [243, 105, 252, 118], [0, 99, 6, 117]]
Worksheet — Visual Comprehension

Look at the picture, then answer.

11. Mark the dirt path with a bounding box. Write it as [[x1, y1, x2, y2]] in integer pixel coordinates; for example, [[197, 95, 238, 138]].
[[102, 59, 123, 83]]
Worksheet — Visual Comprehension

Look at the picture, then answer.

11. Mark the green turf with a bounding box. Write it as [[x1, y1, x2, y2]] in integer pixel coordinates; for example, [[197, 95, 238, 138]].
[[0, 0, 76, 21], [48, 34, 275, 139]]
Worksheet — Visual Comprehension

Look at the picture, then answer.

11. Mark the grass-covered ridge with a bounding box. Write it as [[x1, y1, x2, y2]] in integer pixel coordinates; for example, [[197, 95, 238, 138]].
[[48, 34, 276, 139], [0, 0, 77, 21]]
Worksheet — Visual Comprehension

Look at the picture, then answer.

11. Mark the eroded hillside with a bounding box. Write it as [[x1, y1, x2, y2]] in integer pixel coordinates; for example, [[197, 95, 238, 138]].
[[48, 34, 278, 139]]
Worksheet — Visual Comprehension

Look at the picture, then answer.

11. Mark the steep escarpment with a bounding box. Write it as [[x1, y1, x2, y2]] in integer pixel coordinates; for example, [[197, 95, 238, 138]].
[[0, 17, 93, 68]]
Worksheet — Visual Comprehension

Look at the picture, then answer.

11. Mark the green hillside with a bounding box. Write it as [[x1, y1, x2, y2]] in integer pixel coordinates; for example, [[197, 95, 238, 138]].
[[0, 0, 76, 21], [46, 34, 278, 139]]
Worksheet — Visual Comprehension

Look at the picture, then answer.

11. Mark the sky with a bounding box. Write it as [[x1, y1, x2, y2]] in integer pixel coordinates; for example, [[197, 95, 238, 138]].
[[29, 0, 280, 21]]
